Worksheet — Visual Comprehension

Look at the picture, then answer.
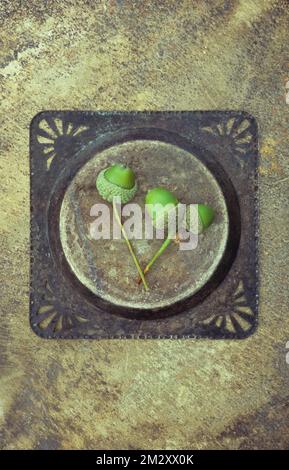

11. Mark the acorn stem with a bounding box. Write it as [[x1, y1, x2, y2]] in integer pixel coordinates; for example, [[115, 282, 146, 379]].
[[112, 200, 149, 291], [137, 233, 175, 284]]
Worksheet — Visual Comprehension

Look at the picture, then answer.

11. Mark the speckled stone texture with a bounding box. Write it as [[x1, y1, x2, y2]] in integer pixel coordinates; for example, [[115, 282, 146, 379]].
[[0, 0, 288, 450]]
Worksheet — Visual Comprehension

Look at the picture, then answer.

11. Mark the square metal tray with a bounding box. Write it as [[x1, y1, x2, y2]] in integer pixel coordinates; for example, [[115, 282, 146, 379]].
[[30, 111, 258, 339]]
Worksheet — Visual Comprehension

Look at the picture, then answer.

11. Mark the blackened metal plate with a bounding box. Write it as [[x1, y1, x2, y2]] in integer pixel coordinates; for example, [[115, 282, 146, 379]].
[[30, 111, 258, 339]]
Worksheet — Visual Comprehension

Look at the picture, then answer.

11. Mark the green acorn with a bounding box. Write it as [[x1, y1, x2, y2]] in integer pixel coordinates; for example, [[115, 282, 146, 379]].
[[145, 187, 179, 229], [138, 191, 215, 284], [96, 164, 137, 204], [136, 188, 179, 283], [185, 203, 215, 234], [95, 163, 148, 290]]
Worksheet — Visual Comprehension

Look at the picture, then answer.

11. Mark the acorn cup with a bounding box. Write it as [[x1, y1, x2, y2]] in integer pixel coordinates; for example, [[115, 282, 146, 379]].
[[138, 187, 215, 284], [96, 163, 138, 203], [96, 164, 148, 291]]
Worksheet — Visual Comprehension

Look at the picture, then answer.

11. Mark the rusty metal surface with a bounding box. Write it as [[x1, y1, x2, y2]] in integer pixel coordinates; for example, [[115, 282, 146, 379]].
[[0, 0, 289, 450]]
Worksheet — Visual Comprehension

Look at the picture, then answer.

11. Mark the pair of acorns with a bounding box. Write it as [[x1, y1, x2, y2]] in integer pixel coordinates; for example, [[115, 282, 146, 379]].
[[96, 163, 215, 290]]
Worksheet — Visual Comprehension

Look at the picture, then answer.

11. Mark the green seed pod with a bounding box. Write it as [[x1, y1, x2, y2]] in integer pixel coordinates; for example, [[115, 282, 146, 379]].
[[145, 187, 178, 229], [96, 164, 137, 203], [185, 203, 215, 234]]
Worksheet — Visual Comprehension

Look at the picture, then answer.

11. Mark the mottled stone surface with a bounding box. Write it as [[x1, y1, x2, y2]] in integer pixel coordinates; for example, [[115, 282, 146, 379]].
[[0, 0, 288, 449]]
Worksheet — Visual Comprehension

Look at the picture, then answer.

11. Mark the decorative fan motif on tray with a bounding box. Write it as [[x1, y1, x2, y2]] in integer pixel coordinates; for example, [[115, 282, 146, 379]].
[[32, 282, 91, 337], [36, 117, 90, 169], [201, 116, 254, 157], [198, 280, 256, 337]]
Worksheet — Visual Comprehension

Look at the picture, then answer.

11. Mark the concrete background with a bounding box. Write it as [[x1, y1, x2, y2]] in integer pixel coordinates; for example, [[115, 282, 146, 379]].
[[0, 0, 289, 449]]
